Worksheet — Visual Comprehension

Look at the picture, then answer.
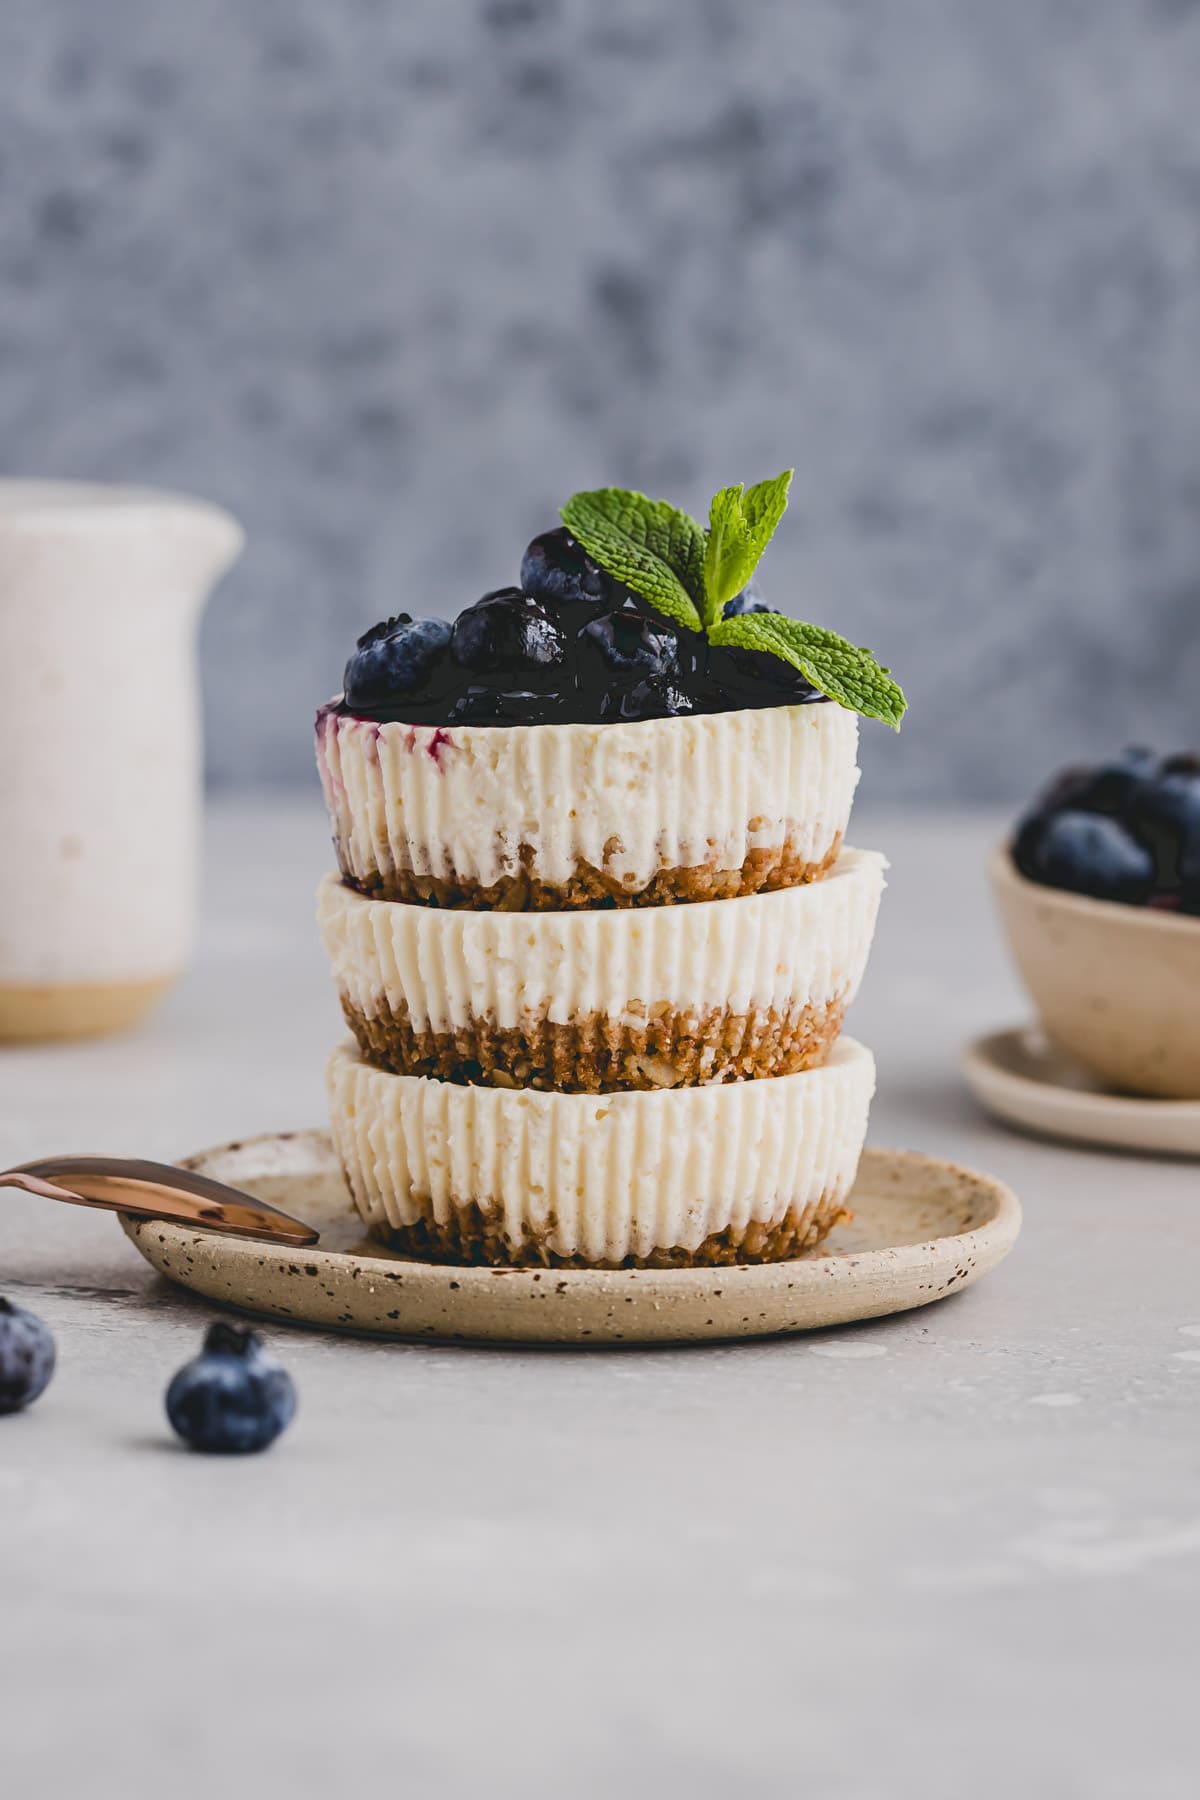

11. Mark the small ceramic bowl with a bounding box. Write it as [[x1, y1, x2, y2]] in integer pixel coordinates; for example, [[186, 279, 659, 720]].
[[991, 845, 1200, 1099]]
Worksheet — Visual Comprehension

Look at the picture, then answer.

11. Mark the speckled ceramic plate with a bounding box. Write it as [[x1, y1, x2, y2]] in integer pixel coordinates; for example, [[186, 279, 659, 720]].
[[119, 1132, 1021, 1344], [965, 1026, 1200, 1158]]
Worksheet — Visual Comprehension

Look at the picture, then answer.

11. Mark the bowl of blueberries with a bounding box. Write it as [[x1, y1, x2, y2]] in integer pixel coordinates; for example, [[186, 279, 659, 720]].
[[995, 749, 1200, 1100]]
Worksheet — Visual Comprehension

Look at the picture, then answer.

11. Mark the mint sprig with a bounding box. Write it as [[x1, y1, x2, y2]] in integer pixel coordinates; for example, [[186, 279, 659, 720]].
[[560, 489, 705, 633], [703, 471, 792, 627], [709, 613, 906, 730], [560, 473, 907, 727]]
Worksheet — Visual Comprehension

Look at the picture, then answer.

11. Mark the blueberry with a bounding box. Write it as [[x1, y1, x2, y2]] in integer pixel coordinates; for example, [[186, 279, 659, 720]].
[[603, 674, 696, 721], [166, 1321, 296, 1455], [451, 588, 566, 674], [520, 528, 613, 607], [0, 1297, 56, 1415], [1181, 796, 1200, 900], [1124, 769, 1200, 890], [344, 614, 452, 706], [580, 609, 680, 677], [1034, 747, 1158, 819], [1014, 810, 1156, 904], [723, 578, 770, 617]]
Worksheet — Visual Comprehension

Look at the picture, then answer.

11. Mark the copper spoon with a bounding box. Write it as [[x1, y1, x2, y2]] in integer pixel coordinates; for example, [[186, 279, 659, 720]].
[[0, 1155, 319, 1247]]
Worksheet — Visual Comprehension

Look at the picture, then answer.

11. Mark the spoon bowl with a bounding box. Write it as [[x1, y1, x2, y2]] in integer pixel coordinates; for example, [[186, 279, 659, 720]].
[[0, 1153, 319, 1247]]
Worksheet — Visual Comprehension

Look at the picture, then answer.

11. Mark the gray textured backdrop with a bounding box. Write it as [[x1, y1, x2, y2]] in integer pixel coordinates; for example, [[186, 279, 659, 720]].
[[2, 0, 1199, 801]]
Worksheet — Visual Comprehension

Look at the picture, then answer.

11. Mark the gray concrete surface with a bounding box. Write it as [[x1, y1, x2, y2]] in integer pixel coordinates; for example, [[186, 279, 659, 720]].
[[3, 3, 1200, 799], [2, 800, 1198, 1797]]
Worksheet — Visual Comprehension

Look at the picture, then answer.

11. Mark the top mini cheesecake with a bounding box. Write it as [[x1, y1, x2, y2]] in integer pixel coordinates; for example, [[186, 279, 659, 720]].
[[316, 480, 904, 910], [318, 701, 859, 908]]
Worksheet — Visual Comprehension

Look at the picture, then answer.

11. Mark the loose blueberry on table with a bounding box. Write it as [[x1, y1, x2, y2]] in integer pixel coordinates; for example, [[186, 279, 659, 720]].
[[0, 1295, 57, 1415], [166, 1321, 296, 1454], [331, 477, 907, 731], [1013, 748, 1200, 914]]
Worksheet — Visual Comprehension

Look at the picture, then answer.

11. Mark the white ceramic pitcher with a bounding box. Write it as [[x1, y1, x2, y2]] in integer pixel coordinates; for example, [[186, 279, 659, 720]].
[[0, 482, 243, 1040]]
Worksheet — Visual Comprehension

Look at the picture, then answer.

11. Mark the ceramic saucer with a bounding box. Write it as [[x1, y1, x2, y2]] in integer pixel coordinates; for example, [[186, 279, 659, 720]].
[[121, 1131, 1021, 1345], [965, 1026, 1200, 1158]]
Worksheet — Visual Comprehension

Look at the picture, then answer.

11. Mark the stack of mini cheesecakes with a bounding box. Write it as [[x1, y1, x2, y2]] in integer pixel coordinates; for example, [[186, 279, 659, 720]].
[[316, 695, 886, 1269]]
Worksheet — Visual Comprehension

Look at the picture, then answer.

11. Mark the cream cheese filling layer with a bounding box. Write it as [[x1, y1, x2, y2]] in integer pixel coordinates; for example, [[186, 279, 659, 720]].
[[316, 702, 859, 895], [317, 847, 886, 1032], [327, 1036, 875, 1264]]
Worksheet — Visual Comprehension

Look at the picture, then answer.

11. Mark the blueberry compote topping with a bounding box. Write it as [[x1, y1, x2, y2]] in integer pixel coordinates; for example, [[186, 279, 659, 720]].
[[336, 531, 823, 727], [1014, 748, 1200, 914]]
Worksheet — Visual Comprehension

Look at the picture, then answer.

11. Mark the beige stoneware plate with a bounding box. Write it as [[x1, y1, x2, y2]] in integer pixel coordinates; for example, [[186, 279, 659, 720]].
[[120, 1131, 1021, 1344], [965, 1026, 1200, 1158]]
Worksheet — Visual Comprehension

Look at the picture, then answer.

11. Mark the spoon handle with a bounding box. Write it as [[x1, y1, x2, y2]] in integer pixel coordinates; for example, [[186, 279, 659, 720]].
[[0, 1155, 319, 1247]]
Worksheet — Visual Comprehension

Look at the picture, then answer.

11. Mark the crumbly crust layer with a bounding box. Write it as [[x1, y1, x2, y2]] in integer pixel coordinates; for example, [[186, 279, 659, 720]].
[[341, 995, 846, 1091], [367, 1192, 849, 1268], [340, 836, 842, 909]]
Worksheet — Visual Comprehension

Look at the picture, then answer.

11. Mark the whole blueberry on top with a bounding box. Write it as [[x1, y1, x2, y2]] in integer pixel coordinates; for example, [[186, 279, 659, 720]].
[[723, 578, 771, 617], [580, 609, 680, 678], [166, 1321, 296, 1455], [520, 528, 613, 608], [1014, 810, 1156, 905], [451, 588, 567, 675], [0, 1296, 56, 1415], [344, 614, 452, 707]]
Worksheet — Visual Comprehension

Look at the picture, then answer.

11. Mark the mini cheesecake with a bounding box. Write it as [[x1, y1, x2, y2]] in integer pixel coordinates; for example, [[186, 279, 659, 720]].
[[316, 701, 859, 910], [327, 1035, 875, 1268], [317, 847, 885, 1091]]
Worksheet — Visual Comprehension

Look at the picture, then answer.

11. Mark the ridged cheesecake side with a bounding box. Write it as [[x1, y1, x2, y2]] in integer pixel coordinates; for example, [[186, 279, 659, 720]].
[[327, 1036, 876, 1268], [318, 848, 886, 1092], [316, 702, 859, 910]]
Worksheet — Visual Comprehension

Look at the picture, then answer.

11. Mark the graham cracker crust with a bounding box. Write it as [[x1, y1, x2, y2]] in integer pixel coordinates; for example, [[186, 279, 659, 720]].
[[367, 1190, 850, 1269], [343, 996, 846, 1092], [340, 834, 843, 911]]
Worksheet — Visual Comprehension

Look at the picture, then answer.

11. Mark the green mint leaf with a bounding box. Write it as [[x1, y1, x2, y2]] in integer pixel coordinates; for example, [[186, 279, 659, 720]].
[[708, 612, 811, 675], [740, 469, 793, 546], [709, 611, 907, 729], [702, 469, 793, 625], [703, 486, 758, 626], [560, 488, 705, 632]]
